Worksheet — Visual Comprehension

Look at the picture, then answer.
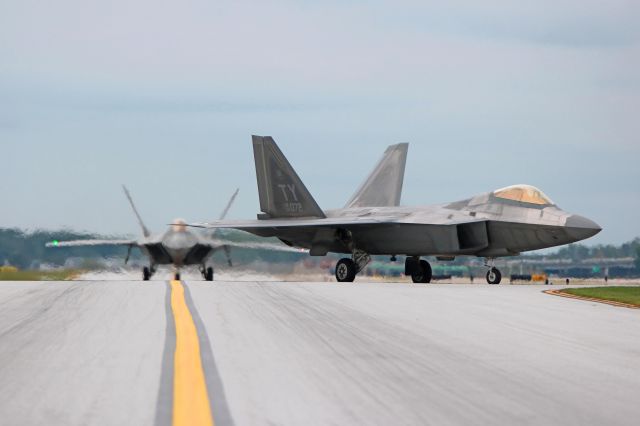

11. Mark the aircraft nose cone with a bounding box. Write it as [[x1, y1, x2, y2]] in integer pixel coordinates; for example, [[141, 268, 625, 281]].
[[565, 214, 602, 240]]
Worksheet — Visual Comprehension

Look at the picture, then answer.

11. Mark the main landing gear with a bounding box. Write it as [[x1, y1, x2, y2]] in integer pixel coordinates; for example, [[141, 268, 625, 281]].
[[335, 258, 356, 282], [335, 249, 371, 282], [485, 259, 502, 284], [200, 265, 214, 282], [334, 230, 371, 282], [405, 257, 432, 283], [142, 266, 156, 281]]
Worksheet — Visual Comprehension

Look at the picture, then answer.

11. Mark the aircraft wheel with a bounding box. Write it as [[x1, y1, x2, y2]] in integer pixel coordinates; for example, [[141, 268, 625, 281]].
[[411, 260, 432, 283], [174, 272, 181, 281], [335, 258, 356, 282], [143, 267, 150, 281], [486, 268, 501, 284], [205, 267, 214, 281]]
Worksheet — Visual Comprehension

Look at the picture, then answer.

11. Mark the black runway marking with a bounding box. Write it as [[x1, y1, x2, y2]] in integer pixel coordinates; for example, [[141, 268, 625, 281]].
[[183, 282, 235, 426], [154, 282, 175, 426]]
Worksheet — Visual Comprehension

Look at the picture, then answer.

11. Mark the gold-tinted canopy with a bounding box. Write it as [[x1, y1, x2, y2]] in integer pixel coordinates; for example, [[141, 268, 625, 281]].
[[493, 185, 554, 205]]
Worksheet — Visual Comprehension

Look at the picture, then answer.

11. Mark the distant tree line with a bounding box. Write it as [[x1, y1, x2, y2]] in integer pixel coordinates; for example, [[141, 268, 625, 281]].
[[526, 238, 640, 262]]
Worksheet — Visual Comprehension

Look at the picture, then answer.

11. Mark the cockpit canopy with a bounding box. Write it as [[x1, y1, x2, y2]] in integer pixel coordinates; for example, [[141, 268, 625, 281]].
[[172, 218, 187, 232], [493, 185, 554, 206]]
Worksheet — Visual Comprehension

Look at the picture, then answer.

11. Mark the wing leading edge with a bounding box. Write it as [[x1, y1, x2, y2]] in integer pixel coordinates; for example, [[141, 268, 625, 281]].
[[46, 239, 136, 247]]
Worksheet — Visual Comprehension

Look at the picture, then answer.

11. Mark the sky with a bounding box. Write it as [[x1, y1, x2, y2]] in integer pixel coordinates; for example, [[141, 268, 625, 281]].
[[1, 0, 639, 246]]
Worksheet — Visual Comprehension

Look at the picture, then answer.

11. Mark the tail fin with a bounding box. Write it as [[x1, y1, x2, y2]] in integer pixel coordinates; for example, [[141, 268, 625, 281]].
[[345, 143, 408, 208], [122, 185, 151, 237], [209, 188, 239, 239], [217, 188, 239, 221], [252, 135, 325, 219]]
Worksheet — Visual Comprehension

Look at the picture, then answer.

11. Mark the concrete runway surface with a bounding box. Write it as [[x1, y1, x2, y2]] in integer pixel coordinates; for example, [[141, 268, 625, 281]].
[[0, 280, 639, 426]]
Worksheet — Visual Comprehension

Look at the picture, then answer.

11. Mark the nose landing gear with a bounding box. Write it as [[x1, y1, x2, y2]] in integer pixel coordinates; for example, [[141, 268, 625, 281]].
[[484, 259, 502, 284], [486, 268, 502, 284]]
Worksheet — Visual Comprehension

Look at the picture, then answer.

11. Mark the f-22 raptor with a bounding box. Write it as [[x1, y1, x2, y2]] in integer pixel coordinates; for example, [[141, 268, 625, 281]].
[[187, 136, 602, 284], [48, 186, 240, 281]]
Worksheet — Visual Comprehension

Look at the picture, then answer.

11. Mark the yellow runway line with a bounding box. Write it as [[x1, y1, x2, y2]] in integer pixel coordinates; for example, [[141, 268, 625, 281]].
[[544, 289, 640, 310], [170, 280, 215, 426]]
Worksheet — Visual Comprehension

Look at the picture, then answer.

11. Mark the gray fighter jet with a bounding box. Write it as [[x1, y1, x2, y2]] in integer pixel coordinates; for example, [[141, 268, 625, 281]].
[[186, 136, 602, 284], [47, 185, 241, 281]]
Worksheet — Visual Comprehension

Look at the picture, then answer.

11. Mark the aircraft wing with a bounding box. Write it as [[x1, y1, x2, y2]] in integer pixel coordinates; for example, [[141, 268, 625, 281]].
[[46, 239, 137, 248], [185, 216, 403, 230], [207, 238, 308, 253]]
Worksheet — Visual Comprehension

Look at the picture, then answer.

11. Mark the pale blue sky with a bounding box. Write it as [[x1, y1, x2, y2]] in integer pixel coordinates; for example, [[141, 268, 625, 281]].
[[1, 0, 639, 245]]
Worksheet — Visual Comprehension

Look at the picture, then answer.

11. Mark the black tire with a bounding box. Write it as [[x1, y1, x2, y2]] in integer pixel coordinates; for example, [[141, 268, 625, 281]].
[[143, 267, 150, 281], [174, 272, 181, 281], [411, 259, 432, 283], [205, 267, 214, 282], [335, 258, 357, 282], [486, 268, 502, 284]]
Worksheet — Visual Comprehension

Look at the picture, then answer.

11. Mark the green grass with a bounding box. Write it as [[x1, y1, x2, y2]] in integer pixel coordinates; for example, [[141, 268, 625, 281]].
[[562, 287, 640, 306], [0, 269, 83, 281]]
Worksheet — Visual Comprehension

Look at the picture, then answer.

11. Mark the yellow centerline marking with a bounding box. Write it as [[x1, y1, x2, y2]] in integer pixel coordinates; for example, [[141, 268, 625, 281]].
[[170, 280, 215, 426]]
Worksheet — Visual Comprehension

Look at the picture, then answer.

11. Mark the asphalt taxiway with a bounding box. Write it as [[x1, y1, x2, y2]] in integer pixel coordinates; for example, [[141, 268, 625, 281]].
[[0, 280, 639, 426]]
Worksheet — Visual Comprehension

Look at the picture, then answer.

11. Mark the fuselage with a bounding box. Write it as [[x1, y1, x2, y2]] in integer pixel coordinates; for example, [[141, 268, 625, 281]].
[[255, 187, 601, 258], [139, 220, 214, 267]]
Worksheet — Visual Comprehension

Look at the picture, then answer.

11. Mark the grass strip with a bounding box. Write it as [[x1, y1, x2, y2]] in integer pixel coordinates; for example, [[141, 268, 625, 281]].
[[0, 269, 84, 281], [561, 287, 640, 307]]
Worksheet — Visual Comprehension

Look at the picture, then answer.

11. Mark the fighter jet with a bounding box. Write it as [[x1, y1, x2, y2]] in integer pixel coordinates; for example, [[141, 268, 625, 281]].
[[184, 135, 602, 284], [47, 185, 241, 281]]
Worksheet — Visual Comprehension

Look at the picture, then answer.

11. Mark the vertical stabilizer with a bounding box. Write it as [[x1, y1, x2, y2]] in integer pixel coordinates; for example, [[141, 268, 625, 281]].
[[217, 188, 239, 221], [122, 185, 151, 237], [252, 135, 326, 219], [345, 143, 408, 208]]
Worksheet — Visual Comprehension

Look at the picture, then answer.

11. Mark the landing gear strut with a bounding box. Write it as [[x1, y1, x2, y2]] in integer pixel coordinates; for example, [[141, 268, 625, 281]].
[[142, 266, 156, 281], [484, 259, 502, 284], [204, 266, 214, 281], [199, 265, 214, 281], [334, 229, 371, 282]]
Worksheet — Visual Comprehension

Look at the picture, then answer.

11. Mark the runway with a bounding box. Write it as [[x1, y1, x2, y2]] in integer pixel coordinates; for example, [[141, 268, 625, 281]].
[[0, 280, 639, 426]]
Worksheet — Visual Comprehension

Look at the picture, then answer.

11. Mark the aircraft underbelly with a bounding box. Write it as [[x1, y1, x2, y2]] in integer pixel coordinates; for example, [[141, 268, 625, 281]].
[[143, 244, 173, 265], [183, 245, 214, 265], [241, 219, 572, 258], [486, 222, 567, 253], [351, 224, 475, 256]]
